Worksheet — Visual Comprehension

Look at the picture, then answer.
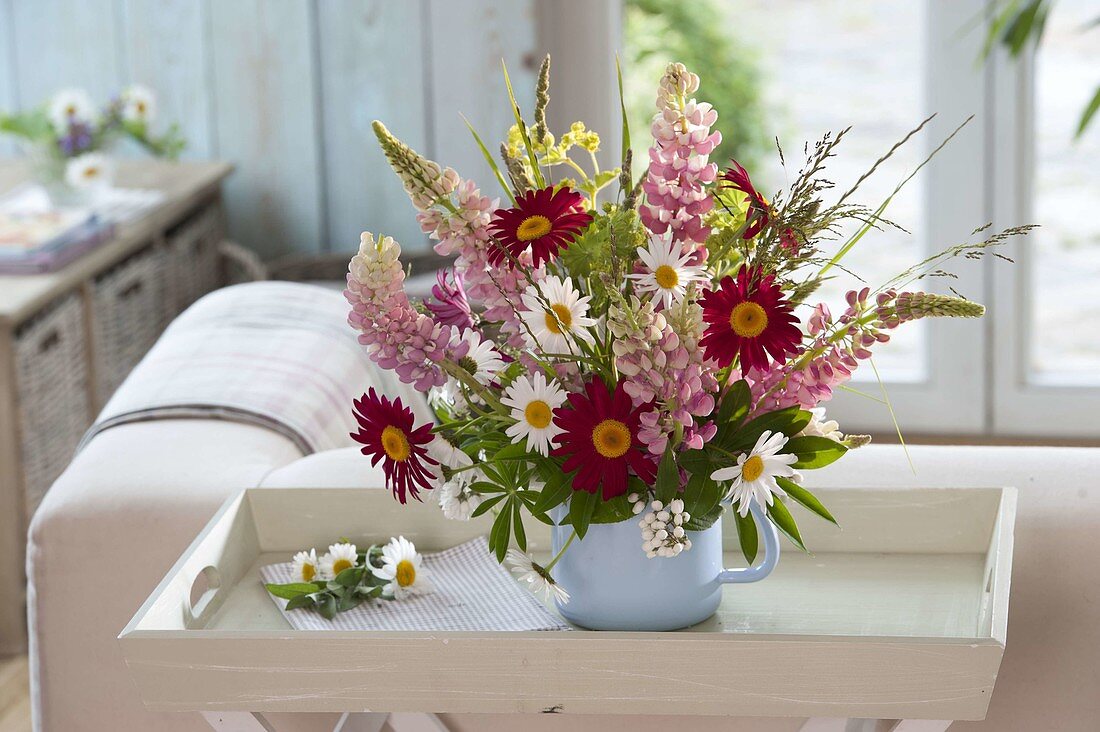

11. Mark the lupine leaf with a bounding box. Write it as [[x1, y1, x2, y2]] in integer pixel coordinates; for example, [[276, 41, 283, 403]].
[[512, 500, 527, 552], [784, 435, 848, 469], [734, 509, 759, 564], [470, 494, 505, 518], [532, 471, 571, 517], [489, 501, 513, 562], [776, 476, 838, 525]]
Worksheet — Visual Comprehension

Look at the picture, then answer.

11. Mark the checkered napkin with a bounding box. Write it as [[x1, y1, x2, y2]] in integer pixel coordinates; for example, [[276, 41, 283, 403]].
[[260, 537, 571, 632]]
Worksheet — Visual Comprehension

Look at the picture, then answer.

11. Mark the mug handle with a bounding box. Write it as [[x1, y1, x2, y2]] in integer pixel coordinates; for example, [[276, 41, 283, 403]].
[[717, 501, 781, 584]]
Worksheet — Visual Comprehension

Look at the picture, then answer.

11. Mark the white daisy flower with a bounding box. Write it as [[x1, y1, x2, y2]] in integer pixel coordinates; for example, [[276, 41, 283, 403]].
[[506, 549, 570, 604], [440, 330, 505, 407], [121, 84, 156, 124], [48, 88, 96, 131], [501, 371, 567, 456], [628, 235, 709, 308], [800, 407, 843, 442], [372, 536, 431, 599], [438, 475, 483, 521], [64, 153, 113, 190], [291, 549, 320, 583], [710, 430, 801, 517], [318, 542, 358, 580], [519, 275, 597, 354]]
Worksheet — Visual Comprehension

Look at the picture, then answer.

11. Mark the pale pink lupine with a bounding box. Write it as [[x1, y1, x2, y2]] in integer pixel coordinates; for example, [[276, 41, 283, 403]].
[[609, 296, 718, 455], [639, 63, 722, 262], [344, 233, 463, 392]]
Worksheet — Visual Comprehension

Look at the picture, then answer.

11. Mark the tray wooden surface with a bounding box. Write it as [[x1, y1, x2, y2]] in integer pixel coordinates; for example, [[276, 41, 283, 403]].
[[120, 485, 1015, 720]]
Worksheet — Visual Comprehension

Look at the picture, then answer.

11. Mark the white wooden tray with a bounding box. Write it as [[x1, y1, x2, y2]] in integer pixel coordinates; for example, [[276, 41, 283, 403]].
[[120, 485, 1015, 721]]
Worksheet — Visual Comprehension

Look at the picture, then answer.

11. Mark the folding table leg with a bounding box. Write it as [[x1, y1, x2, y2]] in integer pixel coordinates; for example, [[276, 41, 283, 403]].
[[201, 711, 391, 732], [800, 720, 953, 732]]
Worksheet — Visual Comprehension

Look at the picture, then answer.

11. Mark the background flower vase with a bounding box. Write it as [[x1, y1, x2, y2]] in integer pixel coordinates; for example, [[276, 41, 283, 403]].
[[550, 502, 780, 631]]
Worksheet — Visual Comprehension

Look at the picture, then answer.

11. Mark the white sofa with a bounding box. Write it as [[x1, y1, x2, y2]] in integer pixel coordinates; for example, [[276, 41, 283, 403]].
[[26, 285, 1100, 731]]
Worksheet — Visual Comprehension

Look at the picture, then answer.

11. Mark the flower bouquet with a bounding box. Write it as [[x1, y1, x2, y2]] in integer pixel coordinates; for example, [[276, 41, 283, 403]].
[[344, 59, 1028, 630], [0, 86, 185, 205]]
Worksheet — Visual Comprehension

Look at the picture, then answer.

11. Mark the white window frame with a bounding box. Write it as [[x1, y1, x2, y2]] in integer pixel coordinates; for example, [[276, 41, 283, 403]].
[[988, 18, 1100, 439]]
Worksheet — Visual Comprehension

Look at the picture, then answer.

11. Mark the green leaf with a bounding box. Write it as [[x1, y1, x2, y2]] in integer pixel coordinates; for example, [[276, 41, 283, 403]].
[[654, 447, 679, 504], [284, 594, 315, 611], [733, 509, 759, 564], [1076, 84, 1100, 139], [489, 501, 513, 563], [461, 113, 515, 204], [568, 490, 598, 539], [337, 592, 363, 613], [775, 477, 838, 525], [317, 594, 337, 620], [783, 435, 848, 470], [682, 471, 722, 523], [592, 493, 634, 524], [767, 497, 807, 552], [501, 60, 545, 188], [265, 582, 320, 600], [615, 54, 630, 162], [678, 448, 711, 477], [731, 407, 811, 449], [532, 471, 571, 516], [470, 493, 505, 518], [512, 500, 527, 552], [717, 379, 751, 427], [334, 566, 364, 588]]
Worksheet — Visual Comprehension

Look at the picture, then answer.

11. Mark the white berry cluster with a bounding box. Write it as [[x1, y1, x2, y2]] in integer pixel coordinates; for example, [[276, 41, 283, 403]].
[[630, 495, 692, 558]]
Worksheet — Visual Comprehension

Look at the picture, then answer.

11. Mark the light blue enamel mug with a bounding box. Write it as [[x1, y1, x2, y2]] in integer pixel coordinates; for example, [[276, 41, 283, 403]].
[[549, 502, 780, 631]]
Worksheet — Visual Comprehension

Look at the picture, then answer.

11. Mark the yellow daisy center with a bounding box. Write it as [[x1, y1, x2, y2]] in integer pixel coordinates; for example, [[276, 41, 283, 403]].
[[396, 559, 416, 587], [65, 104, 76, 115], [654, 264, 680, 290], [331, 558, 354, 574], [517, 215, 552, 241], [729, 301, 768, 338], [591, 419, 631, 459], [136, 102, 146, 113], [524, 399, 553, 429], [381, 425, 410, 462], [83, 167, 99, 179], [741, 455, 765, 482], [300, 563, 316, 582], [544, 303, 573, 334]]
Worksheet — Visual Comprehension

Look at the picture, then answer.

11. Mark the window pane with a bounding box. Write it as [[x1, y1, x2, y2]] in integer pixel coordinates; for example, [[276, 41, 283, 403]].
[[1029, 0, 1100, 383]]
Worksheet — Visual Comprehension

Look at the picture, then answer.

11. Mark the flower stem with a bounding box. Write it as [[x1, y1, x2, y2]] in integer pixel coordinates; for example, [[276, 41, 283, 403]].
[[544, 530, 576, 572]]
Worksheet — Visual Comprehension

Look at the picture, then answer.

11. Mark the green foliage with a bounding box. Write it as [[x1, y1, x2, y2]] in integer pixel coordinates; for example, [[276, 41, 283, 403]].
[[623, 0, 770, 173], [264, 544, 388, 618]]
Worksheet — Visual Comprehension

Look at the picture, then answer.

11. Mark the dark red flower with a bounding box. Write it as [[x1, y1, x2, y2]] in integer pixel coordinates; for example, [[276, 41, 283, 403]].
[[720, 160, 770, 239], [700, 267, 801, 372], [780, 227, 800, 255], [425, 268, 474, 331], [551, 377, 656, 500], [488, 185, 592, 267], [351, 388, 437, 504]]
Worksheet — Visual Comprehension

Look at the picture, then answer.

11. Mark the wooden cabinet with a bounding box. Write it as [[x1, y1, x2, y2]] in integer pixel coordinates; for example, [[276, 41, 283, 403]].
[[0, 160, 232, 653]]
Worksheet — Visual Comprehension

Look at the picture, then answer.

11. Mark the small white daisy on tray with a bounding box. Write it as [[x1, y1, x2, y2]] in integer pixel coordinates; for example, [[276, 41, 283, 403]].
[[372, 536, 431, 599], [319, 542, 358, 580], [64, 153, 113, 190], [519, 275, 596, 354], [710, 430, 801, 516], [121, 84, 156, 124], [291, 549, 320, 583], [628, 235, 709, 308], [506, 549, 569, 604], [501, 371, 567, 456], [48, 88, 95, 131]]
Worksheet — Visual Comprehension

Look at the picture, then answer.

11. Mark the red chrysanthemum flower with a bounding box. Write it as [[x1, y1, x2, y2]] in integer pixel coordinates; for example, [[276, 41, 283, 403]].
[[488, 185, 592, 267], [700, 267, 801, 372], [351, 388, 437, 504], [720, 160, 770, 239], [551, 377, 657, 500]]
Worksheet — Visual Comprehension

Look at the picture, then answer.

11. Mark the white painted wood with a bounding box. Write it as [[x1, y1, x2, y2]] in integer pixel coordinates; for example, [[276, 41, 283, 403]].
[[428, 0, 536, 197], [8, 0, 122, 106], [120, 485, 1014, 721], [315, 0, 428, 254], [119, 0, 214, 159], [382, 713, 449, 732], [207, 0, 324, 259]]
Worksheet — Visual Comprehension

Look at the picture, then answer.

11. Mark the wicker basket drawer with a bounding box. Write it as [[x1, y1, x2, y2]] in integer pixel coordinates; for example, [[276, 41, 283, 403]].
[[13, 293, 92, 518], [91, 245, 166, 404], [165, 201, 223, 322]]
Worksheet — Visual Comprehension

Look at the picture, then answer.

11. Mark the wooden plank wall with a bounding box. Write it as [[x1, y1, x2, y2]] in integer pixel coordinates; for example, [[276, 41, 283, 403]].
[[0, 0, 536, 259]]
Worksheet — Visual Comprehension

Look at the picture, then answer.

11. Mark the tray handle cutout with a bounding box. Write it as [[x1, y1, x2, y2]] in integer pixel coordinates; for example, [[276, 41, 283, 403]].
[[186, 565, 222, 628]]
